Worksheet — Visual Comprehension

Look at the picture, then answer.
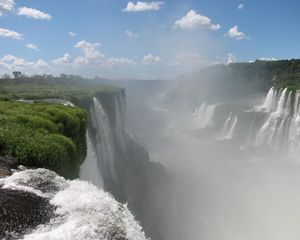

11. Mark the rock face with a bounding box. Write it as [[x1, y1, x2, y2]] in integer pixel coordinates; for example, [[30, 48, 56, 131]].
[[87, 91, 167, 239], [0, 156, 17, 177], [0, 188, 54, 239]]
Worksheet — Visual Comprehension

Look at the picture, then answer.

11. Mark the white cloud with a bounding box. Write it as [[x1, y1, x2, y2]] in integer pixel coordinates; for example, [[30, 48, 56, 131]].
[[17, 7, 52, 20], [73, 56, 88, 68], [0, 0, 15, 16], [26, 43, 39, 51], [237, 3, 244, 10], [69, 31, 76, 37], [0, 27, 22, 40], [35, 59, 49, 69], [75, 40, 135, 68], [143, 54, 161, 65], [174, 9, 221, 30], [0, 54, 50, 74], [126, 30, 139, 38], [53, 53, 73, 65], [0, 54, 33, 69], [227, 53, 237, 64], [226, 25, 248, 40], [74, 41, 103, 62], [108, 58, 135, 67], [123, 1, 164, 12], [54, 41, 135, 69], [259, 57, 278, 61]]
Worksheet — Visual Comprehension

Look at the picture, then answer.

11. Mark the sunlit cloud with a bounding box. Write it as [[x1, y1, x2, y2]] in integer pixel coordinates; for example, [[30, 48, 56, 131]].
[[174, 10, 221, 30]]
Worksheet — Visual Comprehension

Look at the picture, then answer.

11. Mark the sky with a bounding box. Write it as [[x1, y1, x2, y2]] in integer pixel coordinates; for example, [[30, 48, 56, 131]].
[[0, 0, 299, 79]]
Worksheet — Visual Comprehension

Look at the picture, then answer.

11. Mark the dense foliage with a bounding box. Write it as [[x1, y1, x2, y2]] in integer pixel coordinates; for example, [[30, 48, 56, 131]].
[[0, 101, 87, 179], [229, 59, 300, 90], [0, 74, 125, 178], [0, 74, 121, 104]]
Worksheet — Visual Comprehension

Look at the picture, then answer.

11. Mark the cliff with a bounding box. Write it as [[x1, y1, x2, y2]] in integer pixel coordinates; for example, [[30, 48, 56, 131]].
[[0, 77, 167, 239]]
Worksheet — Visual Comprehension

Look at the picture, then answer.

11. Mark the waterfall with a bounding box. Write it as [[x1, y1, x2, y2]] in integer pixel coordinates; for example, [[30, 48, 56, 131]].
[[275, 88, 288, 116], [81, 94, 132, 196], [79, 133, 103, 188], [113, 94, 127, 153], [219, 112, 238, 140], [254, 87, 300, 153], [0, 168, 148, 240], [193, 102, 216, 128], [88, 97, 116, 186], [260, 87, 275, 112]]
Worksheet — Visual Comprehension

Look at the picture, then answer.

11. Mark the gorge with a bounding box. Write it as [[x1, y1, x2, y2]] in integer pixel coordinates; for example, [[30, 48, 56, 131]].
[[1, 59, 300, 240]]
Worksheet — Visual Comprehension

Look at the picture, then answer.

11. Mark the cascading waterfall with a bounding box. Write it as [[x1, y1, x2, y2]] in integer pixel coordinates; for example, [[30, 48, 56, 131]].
[[259, 87, 276, 112], [255, 87, 300, 153], [113, 94, 127, 153], [219, 112, 238, 140], [193, 102, 216, 128], [88, 97, 116, 185], [0, 168, 148, 240]]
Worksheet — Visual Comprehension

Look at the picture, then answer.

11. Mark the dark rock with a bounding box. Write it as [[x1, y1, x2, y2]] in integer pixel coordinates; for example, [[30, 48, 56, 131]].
[[0, 188, 55, 239], [0, 156, 17, 178]]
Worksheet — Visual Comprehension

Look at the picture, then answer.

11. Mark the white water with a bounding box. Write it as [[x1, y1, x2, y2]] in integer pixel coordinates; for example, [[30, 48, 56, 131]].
[[255, 88, 300, 153], [113, 94, 127, 153], [219, 112, 238, 140], [80, 133, 103, 188], [0, 168, 148, 240], [193, 103, 216, 128], [259, 87, 275, 112], [89, 97, 116, 184]]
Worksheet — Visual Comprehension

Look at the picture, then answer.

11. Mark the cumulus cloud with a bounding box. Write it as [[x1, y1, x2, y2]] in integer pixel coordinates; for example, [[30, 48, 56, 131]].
[[237, 3, 245, 10], [174, 9, 221, 30], [17, 7, 52, 20], [53, 53, 73, 65], [54, 41, 135, 69], [143, 54, 161, 65], [26, 43, 39, 51], [0, 54, 33, 69], [35, 59, 49, 69], [74, 40, 135, 68], [0, 54, 50, 74], [69, 31, 76, 37], [123, 1, 164, 12], [226, 25, 248, 40], [0, 0, 15, 16], [227, 53, 237, 64], [126, 30, 139, 38], [0, 27, 22, 40]]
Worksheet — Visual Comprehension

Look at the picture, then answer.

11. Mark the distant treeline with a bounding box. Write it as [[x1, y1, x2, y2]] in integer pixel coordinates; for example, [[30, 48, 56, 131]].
[[229, 59, 300, 90]]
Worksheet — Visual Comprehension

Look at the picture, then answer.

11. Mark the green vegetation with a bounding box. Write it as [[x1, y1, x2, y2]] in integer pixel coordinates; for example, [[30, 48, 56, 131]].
[[0, 74, 121, 106], [229, 59, 300, 90], [0, 74, 124, 179], [0, 101, 87, 179]]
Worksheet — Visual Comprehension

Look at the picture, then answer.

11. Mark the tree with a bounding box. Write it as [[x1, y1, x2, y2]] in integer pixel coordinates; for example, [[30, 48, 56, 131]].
[[12, 71, 22, 79]]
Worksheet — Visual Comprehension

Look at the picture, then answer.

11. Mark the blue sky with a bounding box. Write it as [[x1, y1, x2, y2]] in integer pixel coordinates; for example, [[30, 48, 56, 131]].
[[0, 0, 299, 79]]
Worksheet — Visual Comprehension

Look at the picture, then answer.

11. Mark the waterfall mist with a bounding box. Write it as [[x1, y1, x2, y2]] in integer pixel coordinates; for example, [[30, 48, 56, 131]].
[[122, 79, 300, 240]]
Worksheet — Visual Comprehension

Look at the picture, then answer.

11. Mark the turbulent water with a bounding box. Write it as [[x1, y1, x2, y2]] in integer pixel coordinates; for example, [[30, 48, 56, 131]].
[[0, 168, 147, 240], [123, 85, 300, 240]]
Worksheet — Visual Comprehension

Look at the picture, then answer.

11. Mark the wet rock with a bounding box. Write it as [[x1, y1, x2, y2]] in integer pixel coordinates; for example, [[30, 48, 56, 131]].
[[0, 156, 17, 178], [0, 188, 55, 239]]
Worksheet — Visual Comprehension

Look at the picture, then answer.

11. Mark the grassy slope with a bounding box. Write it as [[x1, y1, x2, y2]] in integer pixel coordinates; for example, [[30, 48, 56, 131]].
[[0, 101, 87, 179], [0, 77, 123, 178]]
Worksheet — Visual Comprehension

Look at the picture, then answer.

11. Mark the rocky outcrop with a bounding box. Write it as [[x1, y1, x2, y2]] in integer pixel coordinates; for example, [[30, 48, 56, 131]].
[[0, 156, 17, 178], [0, 188, 54, 239]]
